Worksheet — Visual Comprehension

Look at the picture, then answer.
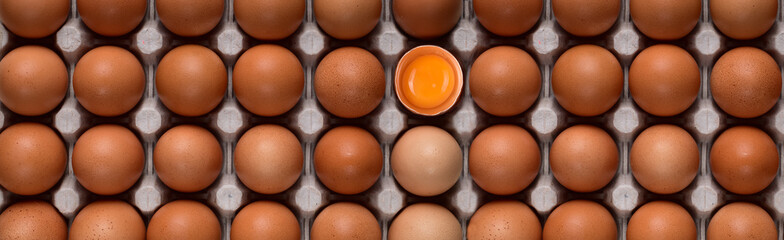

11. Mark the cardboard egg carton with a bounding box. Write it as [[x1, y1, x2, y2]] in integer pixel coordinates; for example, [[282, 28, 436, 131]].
[[0, 0, 783, 239]]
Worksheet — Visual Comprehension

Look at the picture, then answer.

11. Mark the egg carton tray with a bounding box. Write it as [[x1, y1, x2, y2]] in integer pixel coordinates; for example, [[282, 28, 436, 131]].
[[1, 0, 784, 239]]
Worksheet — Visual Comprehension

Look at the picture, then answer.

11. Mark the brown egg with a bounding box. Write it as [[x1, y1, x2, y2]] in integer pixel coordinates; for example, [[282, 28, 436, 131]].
[[708, 202, 777, 240], [552, 0, 619, 37], [314, 47, 385, 118], [0, 123, 66, 195], [154, 125, 223, 192], [311, 202, 381, 240], [314, 0, 381, 40], [315, 126, 382, 195], [156, 0, 223, 37], [392, 126, 462, 197], [0, 45, 68, 116], [711, 0, 777, 40], [156, 44, 228, 117], [232, 201, 300, 240], [550, 125, 618, 192], [467, 200, 542, 240], [393, 0, 462, 39], [74, 46, 145, 117], [389, 203, 461, 240], [627, 201, 696, 240], [235, 124, 302, 194], [629, 44, 699, 116], [552, 45, 623, 116], [0, 201, 66, 240], [630, 0, 700, 40], [710, 47, 780, 118], [233, 44, 303, 117], [469, 124, 540, 195], [147, 200, 221, 240], [630, 125, 698, 194], [710, 126, 778, 195], [235, 0, 305, 40], [470, 46, 541, 116], [70, 200, 146, 240], [77, 0, 146, 36], [543, 200, 616, 240], [473, 0, 542, 36], [73, 124, 144, 195], [0, 0, 69, 38]]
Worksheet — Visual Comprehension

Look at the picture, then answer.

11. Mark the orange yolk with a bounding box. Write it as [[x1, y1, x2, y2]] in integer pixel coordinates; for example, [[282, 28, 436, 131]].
[[401, 54, 455, 109]]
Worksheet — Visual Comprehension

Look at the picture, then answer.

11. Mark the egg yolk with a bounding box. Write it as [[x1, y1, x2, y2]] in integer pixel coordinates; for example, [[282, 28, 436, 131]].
[[401, 54, 455, 109]]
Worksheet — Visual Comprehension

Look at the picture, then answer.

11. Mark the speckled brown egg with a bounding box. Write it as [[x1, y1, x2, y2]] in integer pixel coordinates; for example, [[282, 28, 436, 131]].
[[0, 0, 69, 38], [630, 44, 699, 116], [156, 44, 228, 117], [315, 47, 385, 118], [474, 0, 542, 36], [233, 44, 303, 117], [393, 0, 462, 39], [710, 126, 778, 195], [550, 125, 618, 192], [154, 125, 223, 192], [543, 200, 616, 240], [0, 45, 68, 116], [235, 0, 305, 40], [311, 202, 381, 240], [77, 0, 147, 36], [74, 46, 145, 117], [0, 201, 66, 240], [707, 202, 777, 240], [630, 124, 698, 194], [470, 124, 540, 195], [552, 0, 619, 37], [232, 201, 301, 240], [392, 126, 462, 197], [0, 122, 66, 195], [627, 201, 696, 240], [73, 124, 144, 195], [552, 44, 623, 116], [467, 200, 542, 240], [389, 203, 461, 240], [630, 0, 700, 40], [70, 200, 145, 240], [315, 0, 381, 40], [710, 47, 780, 118], [711, 0, 777, 40], [156, 0, 223, 37], [235, 124, 303, 195], [147, 200, 221, 240], [315, 126, 382, 195], [470, 46, 541, 117]]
